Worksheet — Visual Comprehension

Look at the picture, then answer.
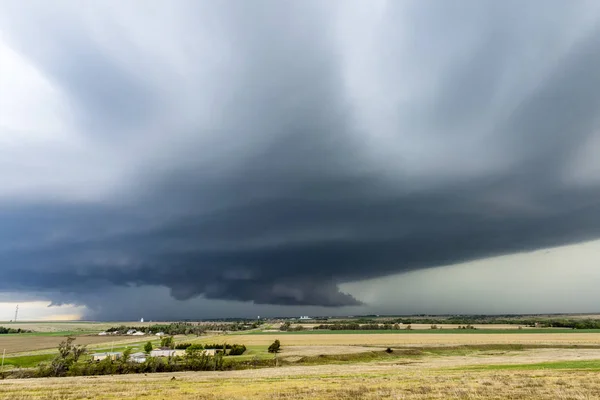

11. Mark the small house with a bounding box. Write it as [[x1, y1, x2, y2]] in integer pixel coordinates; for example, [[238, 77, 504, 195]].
[[91, 352, 122, 361], [150, 349, 177, 358], [130, 352, 147, 363], [132, 331, 145, 336]]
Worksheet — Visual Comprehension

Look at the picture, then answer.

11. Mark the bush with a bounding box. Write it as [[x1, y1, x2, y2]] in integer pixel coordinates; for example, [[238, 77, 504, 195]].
[[0, 326, 32, 334], [268, 340, 281, 353], [203, 343, 232, 349], [228, 344, 246, 356], [144, 341, 153, 354], [175, 343, 192, 350], [36, 337, 87, 377], [185, 344, 204, 354], [160, 336, 175, 349]]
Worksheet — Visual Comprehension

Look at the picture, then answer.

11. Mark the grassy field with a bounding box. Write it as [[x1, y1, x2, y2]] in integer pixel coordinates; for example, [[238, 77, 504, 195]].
[[248, 328, 599, 334], [462, 359, 600, 371], [0, 322, 161, 334], [2, 355, 600, 399], [189, 332, 600, 347], [1, 320, 600, 399], [0, 335, 151, 355]]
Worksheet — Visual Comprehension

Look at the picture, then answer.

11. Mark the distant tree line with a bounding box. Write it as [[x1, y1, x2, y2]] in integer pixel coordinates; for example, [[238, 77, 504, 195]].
[[538, 319, 600, 329], [313, 323, 403, 331], [279, 322, 305, 331], [0, 326, 32, 334], [105, 321, 261, 336], [175, 342, 247, 355], [306, 317, 600, 329]]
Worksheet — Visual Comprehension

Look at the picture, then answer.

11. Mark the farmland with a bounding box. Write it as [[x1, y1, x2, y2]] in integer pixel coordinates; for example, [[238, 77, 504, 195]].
[[197, 332, 600, 347], [1, 319, 600, 399], [0, 335, 152, 355], [2, 349, 600, 399]]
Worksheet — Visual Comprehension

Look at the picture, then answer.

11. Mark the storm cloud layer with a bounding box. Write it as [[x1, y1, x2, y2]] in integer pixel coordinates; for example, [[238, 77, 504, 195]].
[[1, 1, 600, 313]]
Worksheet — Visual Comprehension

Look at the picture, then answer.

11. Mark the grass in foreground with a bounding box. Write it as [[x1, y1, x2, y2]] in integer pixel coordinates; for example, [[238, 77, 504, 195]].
[[1, 365, 599, 399], [459, 359, 600, 371]]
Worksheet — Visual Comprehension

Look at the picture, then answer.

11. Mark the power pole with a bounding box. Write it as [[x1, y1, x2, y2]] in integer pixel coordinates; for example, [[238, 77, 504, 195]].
[[14, 305, 18, 323]]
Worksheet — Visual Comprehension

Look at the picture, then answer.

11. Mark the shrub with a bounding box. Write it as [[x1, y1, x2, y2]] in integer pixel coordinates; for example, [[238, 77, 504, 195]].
[[203, 343, 232, 349], [175, 343, 192, 350], [228, 344, 246, 356], [160, 336, 175, 349], [144, 341, 153, 354], [268, 339, 281, 353], [185, 344, 204, 353]]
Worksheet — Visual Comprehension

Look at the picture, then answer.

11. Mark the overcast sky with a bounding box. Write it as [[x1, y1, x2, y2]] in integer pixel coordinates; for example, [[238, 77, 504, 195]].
[[1, 0, 600, 321]]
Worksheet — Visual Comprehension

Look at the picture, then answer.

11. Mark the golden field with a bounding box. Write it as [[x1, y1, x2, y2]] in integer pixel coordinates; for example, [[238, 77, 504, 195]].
[[194, 332, 600, 347], [1, 353, 600, 400], [1, 321, 600, 399]]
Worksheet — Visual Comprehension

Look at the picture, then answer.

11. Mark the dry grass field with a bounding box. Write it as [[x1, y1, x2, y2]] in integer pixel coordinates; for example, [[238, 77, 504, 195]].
[[2, 351, 600, 400], [0, 335, 148, 355], [195, 332, 600, 347], [299, 323, 528, 330], [2, 320, 600, 399], [0, 321, 164, 333]]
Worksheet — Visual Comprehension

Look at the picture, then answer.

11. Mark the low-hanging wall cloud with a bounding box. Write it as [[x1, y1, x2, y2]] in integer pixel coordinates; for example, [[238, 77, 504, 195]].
[[1, 1, 600, 315]]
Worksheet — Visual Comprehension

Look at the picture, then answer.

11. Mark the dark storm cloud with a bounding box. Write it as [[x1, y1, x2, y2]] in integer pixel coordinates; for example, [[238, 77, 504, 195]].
[[1, 1, 600, 313]]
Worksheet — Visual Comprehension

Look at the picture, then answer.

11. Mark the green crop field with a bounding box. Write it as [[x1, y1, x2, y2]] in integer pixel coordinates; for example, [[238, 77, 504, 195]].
[[461, 359, 600, 371]]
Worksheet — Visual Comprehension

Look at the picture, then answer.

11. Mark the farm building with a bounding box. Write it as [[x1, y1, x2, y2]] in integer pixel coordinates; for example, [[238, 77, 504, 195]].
[[130, 352, 147, 363], [91, 352, 122, 361], [132, 331, 145, 336], [150, 349, 184, 357]]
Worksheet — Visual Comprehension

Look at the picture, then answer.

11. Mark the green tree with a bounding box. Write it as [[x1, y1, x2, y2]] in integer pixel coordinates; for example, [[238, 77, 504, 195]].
[[280, 321, 291, 331], [160, 336, 175, 349], [44, 336, 87, 377], [268, 339, 281, 353], [144, 341, 153, 354], [122, 348, 132, 363]]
